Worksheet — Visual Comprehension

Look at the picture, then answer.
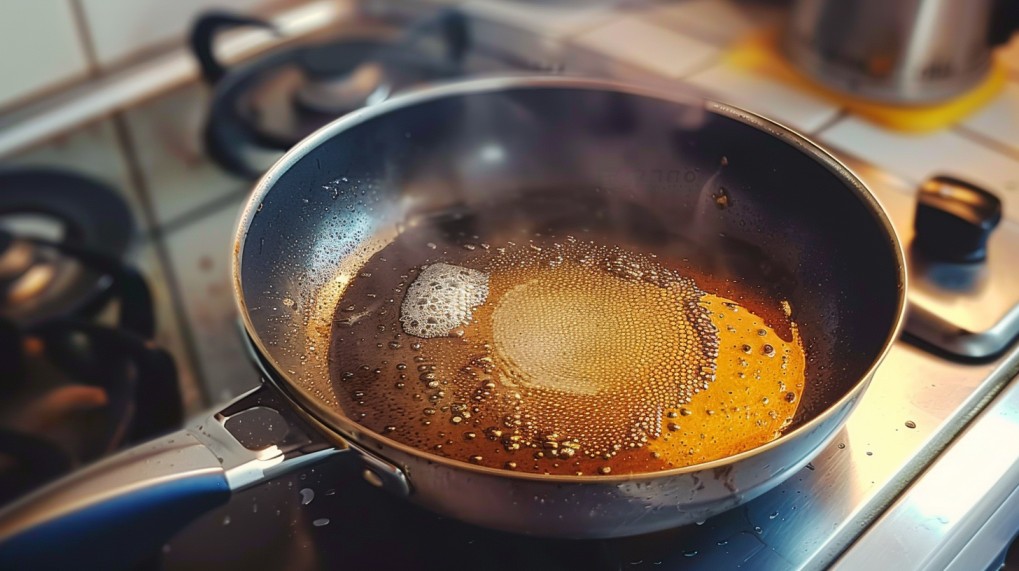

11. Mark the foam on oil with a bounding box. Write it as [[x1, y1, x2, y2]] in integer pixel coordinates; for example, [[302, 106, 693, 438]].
[[330, 230, 805, 475]]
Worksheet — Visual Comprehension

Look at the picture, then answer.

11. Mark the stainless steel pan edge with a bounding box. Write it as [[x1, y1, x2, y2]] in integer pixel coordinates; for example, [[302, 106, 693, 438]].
[[230, 77, 906, 535]]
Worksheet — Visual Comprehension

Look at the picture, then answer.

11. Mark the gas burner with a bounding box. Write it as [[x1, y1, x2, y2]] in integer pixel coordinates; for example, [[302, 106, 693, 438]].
[[0, 168, 133, 326], [191, 9, 469, 178], [0, 168, 181, 506]]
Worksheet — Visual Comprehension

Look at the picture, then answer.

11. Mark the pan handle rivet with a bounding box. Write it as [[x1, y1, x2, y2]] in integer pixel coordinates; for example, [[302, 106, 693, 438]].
[[362, 469, 385, 488]]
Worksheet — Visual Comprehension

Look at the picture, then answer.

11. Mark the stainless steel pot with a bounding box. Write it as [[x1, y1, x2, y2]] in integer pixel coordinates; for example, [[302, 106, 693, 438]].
[[785, 0, 1019, 103], [0, 77, 906, 571]]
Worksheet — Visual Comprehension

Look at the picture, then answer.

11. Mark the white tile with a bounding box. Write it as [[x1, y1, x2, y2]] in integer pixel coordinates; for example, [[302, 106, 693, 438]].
[[467, 16, 569, 69], [164, 197, 257, 402], [464, 0, 618, 40], [78, 0, 270, 68], [573, 17, 718, 78], [685, 62, 841, 133], [820, 116, 1019, 220], [8, 120, 151, 233], [561, 40, 678, 85], [0, 0, 89, 110], [121, 84, 250, 228], [643, 0, 783, 46], [960, 81, 1019, 153]]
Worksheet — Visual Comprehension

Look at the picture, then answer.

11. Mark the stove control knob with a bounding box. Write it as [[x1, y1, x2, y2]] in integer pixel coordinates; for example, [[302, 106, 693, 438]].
[[913, 176, 1002, 263]]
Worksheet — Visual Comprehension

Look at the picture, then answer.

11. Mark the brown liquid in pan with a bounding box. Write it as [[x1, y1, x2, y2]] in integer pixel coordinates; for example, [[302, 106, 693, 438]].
[[329, 218, 806, 476]]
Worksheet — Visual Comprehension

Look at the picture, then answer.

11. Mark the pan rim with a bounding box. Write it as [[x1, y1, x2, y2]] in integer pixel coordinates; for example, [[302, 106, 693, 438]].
[[232, 75, 908, 483]]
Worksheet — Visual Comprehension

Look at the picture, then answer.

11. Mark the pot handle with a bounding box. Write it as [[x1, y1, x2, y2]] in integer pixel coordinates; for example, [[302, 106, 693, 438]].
[[0, 383, 345, 571], [189, 11, 277, 85]]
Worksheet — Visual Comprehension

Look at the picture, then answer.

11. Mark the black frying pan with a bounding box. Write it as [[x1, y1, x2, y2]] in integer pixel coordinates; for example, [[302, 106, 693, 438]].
[[0, 78, 905, 571]]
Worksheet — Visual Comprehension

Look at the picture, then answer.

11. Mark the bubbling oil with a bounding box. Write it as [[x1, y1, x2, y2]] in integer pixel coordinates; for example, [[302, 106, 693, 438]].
[[330, 230, 806, 475]]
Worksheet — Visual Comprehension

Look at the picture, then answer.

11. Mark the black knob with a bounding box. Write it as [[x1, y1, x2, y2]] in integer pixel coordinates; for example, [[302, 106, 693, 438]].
[[913, 175, 1002, 263]]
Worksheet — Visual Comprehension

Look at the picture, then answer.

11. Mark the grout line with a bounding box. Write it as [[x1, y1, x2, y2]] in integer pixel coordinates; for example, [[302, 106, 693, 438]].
[[953, 125, 1019, 165], [557, 9, 626, 42], [109, 114, 215, 407], [810, 108, 850, 137], [67, 0, 101, 77], [675, 51, 723, 80], [635, 17, 732, 50], [159, 185, 252, 238]]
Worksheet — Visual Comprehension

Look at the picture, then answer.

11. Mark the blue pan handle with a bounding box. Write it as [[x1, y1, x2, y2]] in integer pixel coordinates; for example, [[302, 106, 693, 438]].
[[0, 383, 346, 571]]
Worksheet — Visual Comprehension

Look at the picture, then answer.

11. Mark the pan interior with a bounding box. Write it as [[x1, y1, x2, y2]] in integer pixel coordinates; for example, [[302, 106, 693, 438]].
[[236, 82, 901, 474]]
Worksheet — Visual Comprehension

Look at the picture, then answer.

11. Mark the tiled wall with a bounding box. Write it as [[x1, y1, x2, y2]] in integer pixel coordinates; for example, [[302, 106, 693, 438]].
[[0, 1, 90, 110], [0, 0, 285, 113], [77, 0, 270, 69]]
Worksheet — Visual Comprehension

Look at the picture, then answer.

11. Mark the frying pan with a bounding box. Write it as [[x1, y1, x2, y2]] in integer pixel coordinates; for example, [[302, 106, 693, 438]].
[[0, 77, 906, 570]]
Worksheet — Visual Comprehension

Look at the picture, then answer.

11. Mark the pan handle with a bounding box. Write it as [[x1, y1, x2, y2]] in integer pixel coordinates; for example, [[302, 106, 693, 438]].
[[0, 383, 346, 571]]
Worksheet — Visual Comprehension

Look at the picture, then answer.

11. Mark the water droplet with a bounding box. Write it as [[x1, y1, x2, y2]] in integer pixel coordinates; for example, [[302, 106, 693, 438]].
[[683, 550, 698, 557], [300, 488, 315, 505], [222, 515, 231, 526], [905, 420, 916, 429], [769, 511, 778, 519], [313, 518, 331, 527]]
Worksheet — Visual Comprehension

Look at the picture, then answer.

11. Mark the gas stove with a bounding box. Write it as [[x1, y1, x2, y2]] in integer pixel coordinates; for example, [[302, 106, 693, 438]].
[[156, 3, 1019, 570], [3, 1, 1019, 570]]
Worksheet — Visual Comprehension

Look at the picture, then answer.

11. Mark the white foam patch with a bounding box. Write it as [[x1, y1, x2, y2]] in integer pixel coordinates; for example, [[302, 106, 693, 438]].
[[400, 263, 489, 338]]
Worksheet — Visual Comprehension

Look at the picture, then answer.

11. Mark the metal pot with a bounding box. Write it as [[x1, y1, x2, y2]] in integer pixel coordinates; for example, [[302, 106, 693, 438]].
[[785, 0, 1019, 103], [0, 77, 906, 571]]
